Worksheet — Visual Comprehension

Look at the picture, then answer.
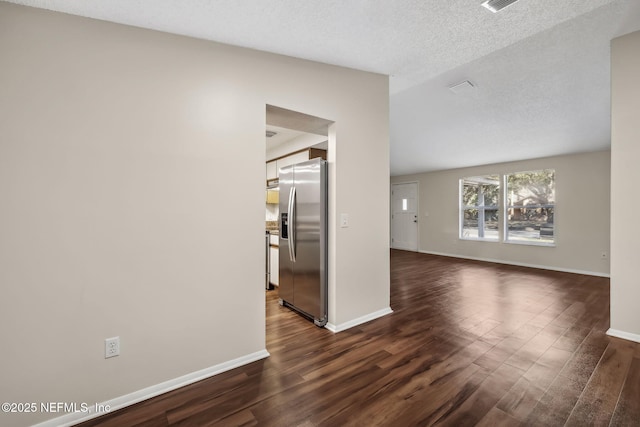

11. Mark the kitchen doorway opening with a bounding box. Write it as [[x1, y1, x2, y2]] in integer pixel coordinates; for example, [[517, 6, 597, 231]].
[[264, 105, 334, 333]]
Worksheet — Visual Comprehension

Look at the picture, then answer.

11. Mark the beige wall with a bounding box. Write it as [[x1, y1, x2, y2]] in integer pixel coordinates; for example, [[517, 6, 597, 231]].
[[391, 151, 611, 276], [0, 3, 389, 426], [610, 30, 640, 340]]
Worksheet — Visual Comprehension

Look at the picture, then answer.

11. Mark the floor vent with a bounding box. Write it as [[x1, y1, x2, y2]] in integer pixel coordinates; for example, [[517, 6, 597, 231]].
[[481, 0, 520, 13]]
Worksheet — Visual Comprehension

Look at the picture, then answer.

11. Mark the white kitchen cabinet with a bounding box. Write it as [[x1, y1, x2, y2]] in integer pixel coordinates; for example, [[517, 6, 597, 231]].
[[276, 151, 309, 172], [269, 244, 279, 286], [266, 161, 277, 181]]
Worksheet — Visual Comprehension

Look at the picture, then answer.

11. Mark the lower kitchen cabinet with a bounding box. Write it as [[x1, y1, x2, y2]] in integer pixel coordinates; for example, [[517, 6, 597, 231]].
[[269, 234, 279, 286], [269, 246, 279, 286]]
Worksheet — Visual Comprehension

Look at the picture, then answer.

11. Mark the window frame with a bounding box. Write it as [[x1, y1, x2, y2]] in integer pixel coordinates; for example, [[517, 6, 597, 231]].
[[458, 169, 556, 247], [503, 169, 556, 247], [459, 175, 501, 242]]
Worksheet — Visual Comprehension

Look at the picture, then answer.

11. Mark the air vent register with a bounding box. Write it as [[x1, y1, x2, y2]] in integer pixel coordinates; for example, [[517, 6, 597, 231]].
[[481, 0, 520, 13]]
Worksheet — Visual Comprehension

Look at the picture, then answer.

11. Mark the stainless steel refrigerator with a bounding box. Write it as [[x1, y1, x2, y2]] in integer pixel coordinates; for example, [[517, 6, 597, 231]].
[[279, 157, 328, 327]]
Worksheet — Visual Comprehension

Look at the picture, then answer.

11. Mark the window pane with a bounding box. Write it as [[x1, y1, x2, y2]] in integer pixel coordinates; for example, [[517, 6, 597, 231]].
[[506, 169, 555, 245], [506, 170, 555, 206], [461, 181, 477, 206], [402, 199, 407, 211], [506, 207, 554, 243], [482, 183, 500, 207], [461, 175, 500, 207], [460, 175, 500, 241], [461, 208, 499, 240]]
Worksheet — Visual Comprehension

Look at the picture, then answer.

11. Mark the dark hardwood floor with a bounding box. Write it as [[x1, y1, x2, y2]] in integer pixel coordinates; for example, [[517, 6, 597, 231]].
[[78, 250, 640, 426]]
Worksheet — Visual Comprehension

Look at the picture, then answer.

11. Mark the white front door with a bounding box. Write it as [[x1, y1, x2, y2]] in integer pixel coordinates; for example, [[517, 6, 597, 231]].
[[391, 183, 418, 251]]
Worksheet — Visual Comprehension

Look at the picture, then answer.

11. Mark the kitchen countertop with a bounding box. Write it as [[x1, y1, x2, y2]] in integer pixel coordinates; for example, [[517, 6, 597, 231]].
[[265, 221, 279, 234], [266, 221, 279, 235]]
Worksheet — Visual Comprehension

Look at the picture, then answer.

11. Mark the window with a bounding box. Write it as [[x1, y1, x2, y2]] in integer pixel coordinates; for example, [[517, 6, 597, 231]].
[[458, 169, 556, 246], [460, 175, 500, 241], [505, 170, 555, 245]]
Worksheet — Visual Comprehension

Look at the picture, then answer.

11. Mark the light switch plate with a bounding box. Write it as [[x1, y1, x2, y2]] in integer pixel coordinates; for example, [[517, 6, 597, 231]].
[[340, 213, 349, 228]]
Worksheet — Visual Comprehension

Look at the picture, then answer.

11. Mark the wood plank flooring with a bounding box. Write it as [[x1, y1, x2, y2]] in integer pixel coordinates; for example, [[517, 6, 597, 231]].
[[78, 250, 640, 426]]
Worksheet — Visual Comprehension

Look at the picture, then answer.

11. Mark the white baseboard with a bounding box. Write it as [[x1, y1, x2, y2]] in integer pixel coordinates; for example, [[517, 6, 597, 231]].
[[418, 250, 610, 278], [33, 349, 270, 427], [606, 328, 640, 344], [325, 307, 393, 333]]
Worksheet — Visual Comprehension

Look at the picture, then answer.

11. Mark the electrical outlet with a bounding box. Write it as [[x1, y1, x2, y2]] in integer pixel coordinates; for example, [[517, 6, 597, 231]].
[[105, 336, 120, 359], [600, 251, 608, 260]]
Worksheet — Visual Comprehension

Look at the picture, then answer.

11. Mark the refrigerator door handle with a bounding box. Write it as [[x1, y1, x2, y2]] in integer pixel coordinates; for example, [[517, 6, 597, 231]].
[[287, 186, 295, 262], [289, 186, 297, 262]]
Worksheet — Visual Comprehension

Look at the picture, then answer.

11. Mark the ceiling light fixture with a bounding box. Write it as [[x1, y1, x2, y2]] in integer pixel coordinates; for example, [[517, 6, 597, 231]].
[[481, 0, 520, 13], [448, 80, 475, 95]]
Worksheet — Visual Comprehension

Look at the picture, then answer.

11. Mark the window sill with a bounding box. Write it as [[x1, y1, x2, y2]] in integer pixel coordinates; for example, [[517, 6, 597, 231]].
[[459, 237, 500, 243], [504, 240, 556, 247]]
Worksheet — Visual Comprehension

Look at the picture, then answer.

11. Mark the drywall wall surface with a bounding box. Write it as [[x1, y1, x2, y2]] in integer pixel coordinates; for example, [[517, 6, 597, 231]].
[[610, 30, 640, 338], [0, 3, 389, 425], [391, 151, 611, 276]]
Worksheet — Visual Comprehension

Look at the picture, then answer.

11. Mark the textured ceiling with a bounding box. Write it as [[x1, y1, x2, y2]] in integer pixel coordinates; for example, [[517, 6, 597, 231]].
[[391, 0, 640, 174], [4, 0, 640, 174]]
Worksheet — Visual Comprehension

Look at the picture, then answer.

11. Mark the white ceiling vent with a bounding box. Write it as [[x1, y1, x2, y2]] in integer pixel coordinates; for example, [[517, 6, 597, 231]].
[[448, 80, 475, 95], [481, 0, 521, 13]]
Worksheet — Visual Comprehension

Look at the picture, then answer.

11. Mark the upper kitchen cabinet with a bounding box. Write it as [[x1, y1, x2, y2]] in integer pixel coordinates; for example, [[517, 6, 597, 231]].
[[266, 161, 278, 181], [277, 150, 311, 170]]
